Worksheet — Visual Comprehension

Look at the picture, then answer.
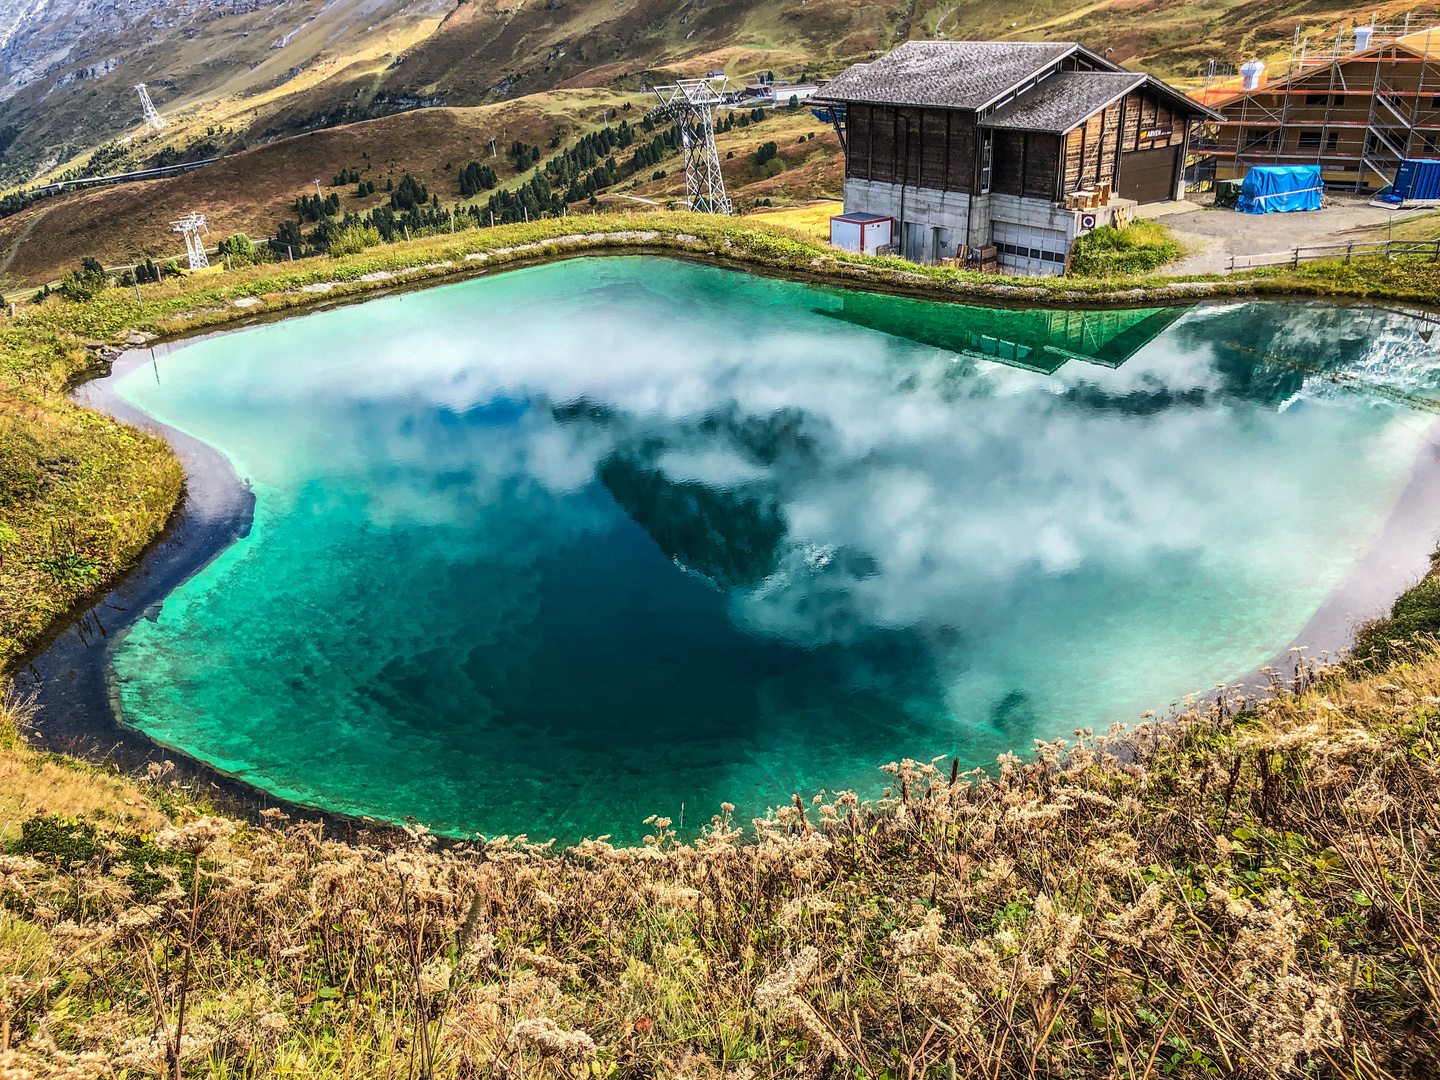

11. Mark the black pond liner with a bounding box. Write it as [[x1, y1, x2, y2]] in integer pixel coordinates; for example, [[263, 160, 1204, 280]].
[[12, 344, 372, 832]]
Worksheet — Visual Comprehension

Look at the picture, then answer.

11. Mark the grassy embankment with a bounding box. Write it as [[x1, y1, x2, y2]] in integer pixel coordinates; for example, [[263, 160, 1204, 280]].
[[6, 208, 1440, 671]]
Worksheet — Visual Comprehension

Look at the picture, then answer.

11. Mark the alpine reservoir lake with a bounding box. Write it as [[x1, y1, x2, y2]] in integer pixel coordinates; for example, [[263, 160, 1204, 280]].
[[93, 256, 1440, 838]]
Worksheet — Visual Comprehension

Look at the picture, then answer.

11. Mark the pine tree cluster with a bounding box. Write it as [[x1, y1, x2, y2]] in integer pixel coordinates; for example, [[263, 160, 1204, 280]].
[[389, 174, 429, 212], [509, 141, 543, 170], [295, 192, 342, 221], [458, 161, 499, 197]]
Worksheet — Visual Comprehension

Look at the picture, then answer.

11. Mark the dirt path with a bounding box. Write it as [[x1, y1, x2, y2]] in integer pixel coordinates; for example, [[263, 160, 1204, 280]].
[[1151, 194, 1436, 275], [0, 203, 50, 289]]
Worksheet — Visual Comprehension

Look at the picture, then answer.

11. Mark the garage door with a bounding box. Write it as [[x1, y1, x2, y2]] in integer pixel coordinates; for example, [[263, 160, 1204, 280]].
[[1118, 146, 1180, 204], [992, 221, 1069, 276]]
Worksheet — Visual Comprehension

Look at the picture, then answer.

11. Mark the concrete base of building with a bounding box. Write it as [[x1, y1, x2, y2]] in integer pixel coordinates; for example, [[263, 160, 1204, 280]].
[[842, 179, 1136, 276]]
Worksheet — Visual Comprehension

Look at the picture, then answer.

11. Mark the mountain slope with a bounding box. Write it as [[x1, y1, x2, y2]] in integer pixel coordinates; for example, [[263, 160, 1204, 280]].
[[0, 0, 455, 183], [1, 0, 1427, 190]]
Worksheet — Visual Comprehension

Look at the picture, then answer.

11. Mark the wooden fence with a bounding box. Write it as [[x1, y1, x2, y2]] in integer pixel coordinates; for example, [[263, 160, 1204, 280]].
[[1228, 238, 1440, 271]]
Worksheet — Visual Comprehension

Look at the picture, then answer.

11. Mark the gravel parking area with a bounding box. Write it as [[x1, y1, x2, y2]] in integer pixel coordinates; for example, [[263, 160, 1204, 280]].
[[1140, 192, 1435, 275]]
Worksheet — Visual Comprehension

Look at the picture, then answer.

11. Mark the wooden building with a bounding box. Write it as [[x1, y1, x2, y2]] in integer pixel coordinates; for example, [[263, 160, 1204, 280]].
[[1202, 29, 1440, 191], [816, 42, 1218, 274]]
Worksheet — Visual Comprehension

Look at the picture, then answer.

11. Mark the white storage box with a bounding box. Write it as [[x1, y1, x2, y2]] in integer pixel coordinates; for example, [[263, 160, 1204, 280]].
[[830, 212, 893, 255]]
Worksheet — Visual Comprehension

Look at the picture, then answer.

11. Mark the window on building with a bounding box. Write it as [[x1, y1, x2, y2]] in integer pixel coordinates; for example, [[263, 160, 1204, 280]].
[[979, 130, 993, 194], [1243, 129, 1275, 151], [1425, 133, 1440, 155], [1299, 131, 1340, 151], [1305, 93, 1346, 107]]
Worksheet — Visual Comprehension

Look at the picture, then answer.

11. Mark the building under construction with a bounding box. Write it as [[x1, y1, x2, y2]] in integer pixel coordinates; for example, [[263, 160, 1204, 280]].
[[1200, 17, 1440, 191]]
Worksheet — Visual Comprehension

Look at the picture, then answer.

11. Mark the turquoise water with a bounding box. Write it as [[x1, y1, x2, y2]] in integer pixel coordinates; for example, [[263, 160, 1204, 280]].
[[109, 257, 1440, 839]]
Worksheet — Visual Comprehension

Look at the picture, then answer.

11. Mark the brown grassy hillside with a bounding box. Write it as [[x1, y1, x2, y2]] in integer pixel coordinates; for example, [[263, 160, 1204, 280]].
[[1, 0, 1433, 197], [0, 92, 631, 291], [0, 95, 847, 292]]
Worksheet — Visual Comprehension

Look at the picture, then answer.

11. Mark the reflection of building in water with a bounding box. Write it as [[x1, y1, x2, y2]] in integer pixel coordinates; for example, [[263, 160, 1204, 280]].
[[817, 293, 1186, 374]]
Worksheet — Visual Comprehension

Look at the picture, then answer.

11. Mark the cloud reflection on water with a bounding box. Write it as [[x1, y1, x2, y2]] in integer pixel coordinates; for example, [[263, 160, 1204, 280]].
[[110, 260, 1440, 837]]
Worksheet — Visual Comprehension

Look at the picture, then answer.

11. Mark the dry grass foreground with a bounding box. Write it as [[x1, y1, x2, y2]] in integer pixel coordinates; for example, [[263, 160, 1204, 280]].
[[2, 640, 1440, 1078]]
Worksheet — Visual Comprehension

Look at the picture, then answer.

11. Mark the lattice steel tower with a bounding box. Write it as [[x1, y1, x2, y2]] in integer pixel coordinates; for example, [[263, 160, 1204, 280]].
[[171, 212, 210, 270], [650, 77, 732, 214], [135, 84, 166, 134]]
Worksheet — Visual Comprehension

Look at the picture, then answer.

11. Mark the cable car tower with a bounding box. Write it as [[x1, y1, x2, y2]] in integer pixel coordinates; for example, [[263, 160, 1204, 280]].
[[649, 76, 732, 215], [135, 84, 166, 134], [171, 212, 210, 270]]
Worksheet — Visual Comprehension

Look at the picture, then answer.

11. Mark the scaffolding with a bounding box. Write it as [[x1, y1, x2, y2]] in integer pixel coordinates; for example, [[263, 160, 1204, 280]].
[[649, 77, 733, 214], [1195, 17, 1440, 190]]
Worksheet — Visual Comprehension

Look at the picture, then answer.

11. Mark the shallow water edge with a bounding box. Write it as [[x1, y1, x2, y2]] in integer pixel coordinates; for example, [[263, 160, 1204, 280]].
[[14, 347, 379, 829]]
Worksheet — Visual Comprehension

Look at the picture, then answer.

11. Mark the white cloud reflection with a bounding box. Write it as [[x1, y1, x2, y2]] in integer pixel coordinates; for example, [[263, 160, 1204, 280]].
[[129, 260, 1440, 687]]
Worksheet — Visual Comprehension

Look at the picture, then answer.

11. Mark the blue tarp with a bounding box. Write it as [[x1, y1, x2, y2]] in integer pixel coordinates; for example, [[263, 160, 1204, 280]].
[[1236, 166, 1323, 214]]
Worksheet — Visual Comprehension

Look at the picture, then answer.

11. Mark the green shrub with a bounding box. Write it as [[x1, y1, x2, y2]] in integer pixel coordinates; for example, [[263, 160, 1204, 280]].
[[329, 224, 384, 257], [1351, 553, 1440, 668], [1067, 220, 1180, 277], [59, 255, 108, 301], [218, 233, 271, 267], [218, 233, 254, 258]]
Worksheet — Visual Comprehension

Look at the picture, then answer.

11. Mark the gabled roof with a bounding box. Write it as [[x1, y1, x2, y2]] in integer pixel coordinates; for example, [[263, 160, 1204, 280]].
[[981, 70, 1221, 132], [981, 71, 1148, 131], [814, 41, 1102, 111]]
